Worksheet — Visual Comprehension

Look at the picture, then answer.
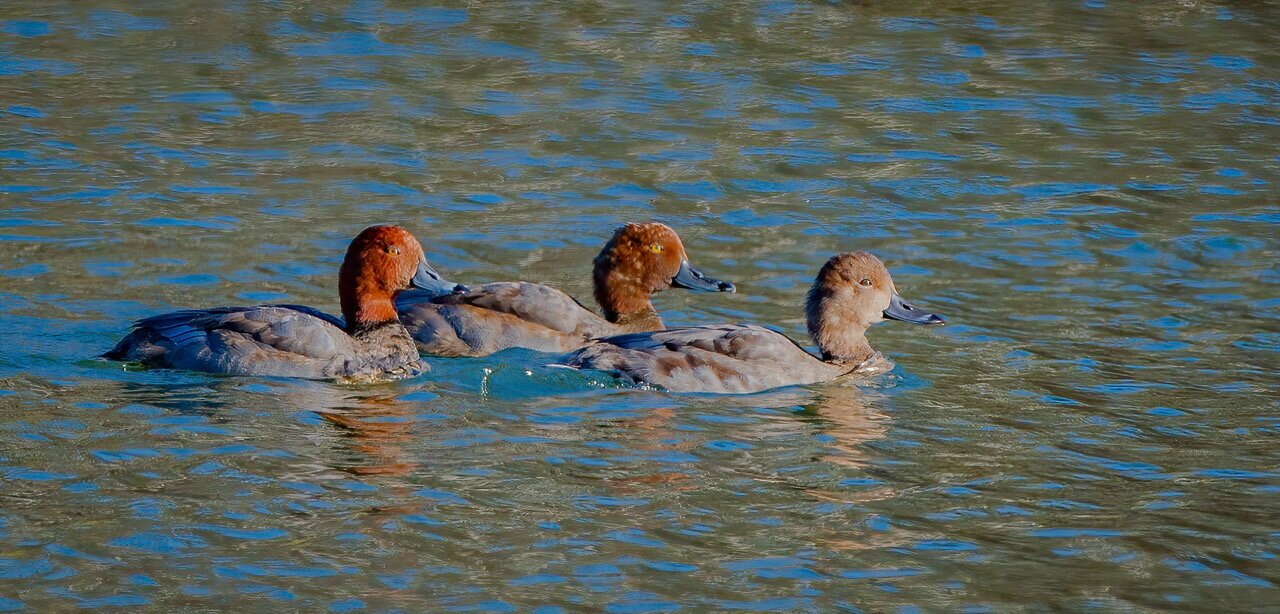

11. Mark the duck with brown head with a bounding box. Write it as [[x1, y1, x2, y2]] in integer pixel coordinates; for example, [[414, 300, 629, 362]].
[[558, 251, 943, 394], [396, 222, 735, 357], [104, 225, 466, 380]]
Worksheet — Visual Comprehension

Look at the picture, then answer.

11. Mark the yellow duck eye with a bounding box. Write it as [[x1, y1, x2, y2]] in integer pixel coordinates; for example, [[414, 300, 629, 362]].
[[387, 245, 401, 255], [859, 278, 872, 287], [649, 243, 664, 253]]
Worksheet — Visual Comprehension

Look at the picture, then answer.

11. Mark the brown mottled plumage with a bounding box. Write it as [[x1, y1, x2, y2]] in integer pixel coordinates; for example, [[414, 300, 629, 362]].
[[397, 222, 735, 357], [104, 225, 464, 380], [559, 251, 944, 394], [592, 223, 698, 327]]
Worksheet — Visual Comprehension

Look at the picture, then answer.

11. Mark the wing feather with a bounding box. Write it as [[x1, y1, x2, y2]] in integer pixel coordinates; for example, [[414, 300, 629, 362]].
[[398, 282, 606, 356], [400, 282, 608, 337], [108, 305, 358, 377], [563, 324, 836, 394]]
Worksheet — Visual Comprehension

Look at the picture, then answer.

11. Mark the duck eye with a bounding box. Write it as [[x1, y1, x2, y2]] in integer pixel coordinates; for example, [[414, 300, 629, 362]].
[[387, 245, 401, 256], [649, 243, 664, 253], [859, 278, 872, 287]]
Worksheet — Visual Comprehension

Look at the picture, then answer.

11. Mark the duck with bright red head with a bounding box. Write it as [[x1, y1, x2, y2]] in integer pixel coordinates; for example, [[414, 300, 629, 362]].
[[396, 222, 735, 357], [105, 225, 466, 381]]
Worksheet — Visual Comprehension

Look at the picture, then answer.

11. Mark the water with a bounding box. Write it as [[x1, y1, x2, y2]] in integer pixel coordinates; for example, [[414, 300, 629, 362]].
[[2, 0, 1278, 610]]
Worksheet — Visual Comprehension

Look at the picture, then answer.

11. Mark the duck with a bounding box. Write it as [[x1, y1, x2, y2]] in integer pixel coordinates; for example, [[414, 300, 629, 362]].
[[396, 222, 735, 357], [557, 251, 944, 394], [104, 225, 467, 381]]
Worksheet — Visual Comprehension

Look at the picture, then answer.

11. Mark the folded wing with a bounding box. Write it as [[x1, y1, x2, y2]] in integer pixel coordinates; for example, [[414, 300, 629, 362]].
[[562, 324, 837, 394], [107, 306, 359, 378], [398, 282, 608, 356]]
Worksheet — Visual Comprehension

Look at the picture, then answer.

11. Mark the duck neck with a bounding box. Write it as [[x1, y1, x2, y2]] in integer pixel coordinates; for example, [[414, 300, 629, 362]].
[[806, 286, 875, 365], [612, 308, 664, 332], [340, 267, 400, 337], [593, 262, 663, 330]]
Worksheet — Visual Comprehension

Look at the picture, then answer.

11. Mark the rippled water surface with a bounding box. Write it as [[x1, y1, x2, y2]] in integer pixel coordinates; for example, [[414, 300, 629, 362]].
[[2, 0, 1278, 610]]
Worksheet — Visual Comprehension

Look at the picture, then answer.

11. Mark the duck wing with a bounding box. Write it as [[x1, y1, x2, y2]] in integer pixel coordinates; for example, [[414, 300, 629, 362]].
[[108, 306, 357, 378], [270, 303, 346, 329], [400, 282, 608, 337], [561, 324, 835, 394]]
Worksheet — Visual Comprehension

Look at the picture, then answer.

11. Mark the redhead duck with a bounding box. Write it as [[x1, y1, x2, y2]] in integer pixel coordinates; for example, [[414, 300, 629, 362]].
[[104, 225, 466, 380], [558, 251, 943, 394], [396, 222, 735, 357]]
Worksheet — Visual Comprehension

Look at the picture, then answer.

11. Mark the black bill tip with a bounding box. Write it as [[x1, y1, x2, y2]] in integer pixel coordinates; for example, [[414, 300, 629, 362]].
[[410, 259, 465, 298], [884, 293, 945, 325], [672, 259, 735, 293]]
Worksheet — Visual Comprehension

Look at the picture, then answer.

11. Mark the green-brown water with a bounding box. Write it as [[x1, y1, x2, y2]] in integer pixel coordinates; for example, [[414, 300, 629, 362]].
[[1, 0, 1278, 610]]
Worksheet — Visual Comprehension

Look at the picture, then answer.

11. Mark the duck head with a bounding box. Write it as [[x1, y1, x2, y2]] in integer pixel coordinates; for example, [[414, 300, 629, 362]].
[[592, 222, 735, 324], [339, 225, 466, 333], [805, 251, 943, 363]]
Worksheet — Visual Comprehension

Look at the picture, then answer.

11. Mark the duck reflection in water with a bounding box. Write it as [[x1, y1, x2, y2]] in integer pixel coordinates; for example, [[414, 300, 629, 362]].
[[315, 392, 422, 477], [108, 379, 432, 478], [576, 385, 894, 504]]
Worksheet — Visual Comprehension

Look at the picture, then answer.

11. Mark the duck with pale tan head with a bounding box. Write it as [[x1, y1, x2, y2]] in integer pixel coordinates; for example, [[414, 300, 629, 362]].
[[558, 251, 944, 394], [396, 222, 736, 357], [104, 225, 466, 380]]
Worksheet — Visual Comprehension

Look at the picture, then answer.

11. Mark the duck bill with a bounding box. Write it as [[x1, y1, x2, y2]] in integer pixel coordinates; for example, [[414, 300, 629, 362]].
[[672, 259, 736, 293], [410, 260, 468, 297], [884, 294, 944, 325]]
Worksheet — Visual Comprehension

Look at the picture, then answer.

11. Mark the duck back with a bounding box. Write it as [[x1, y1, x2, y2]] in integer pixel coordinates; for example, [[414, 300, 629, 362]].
[[561, 324, 852, 394], [398, 282, 614, 357], [106, 305, 423, 380]]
